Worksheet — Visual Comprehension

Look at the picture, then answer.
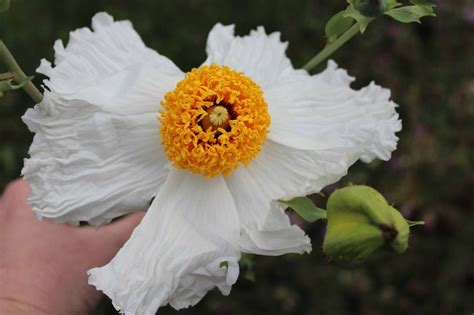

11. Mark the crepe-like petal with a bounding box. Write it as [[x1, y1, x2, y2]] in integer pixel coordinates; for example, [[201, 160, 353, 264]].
[[227, 140, 356, 255], [22, 12, 184, 225], [204, 23, 307, 88], [88, 169, 241, 314], [38, 12, 183, 114], [267, 60, 401, 163]]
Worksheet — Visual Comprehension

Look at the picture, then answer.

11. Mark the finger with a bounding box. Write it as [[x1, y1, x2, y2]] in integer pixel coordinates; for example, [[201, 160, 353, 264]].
[[81, 212, 146, 255], [0, 179, 33, 219], [1, 179, 31, 206]]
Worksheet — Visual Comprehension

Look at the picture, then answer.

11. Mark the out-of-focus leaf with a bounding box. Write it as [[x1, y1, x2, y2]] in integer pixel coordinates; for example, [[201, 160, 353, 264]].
[[384, 5, 435, 23], [386, 0, 402, 10], [239, 254, 256, 282], [325, 11, 354, 43], [0, 145, 16, 177], [280, 196, 327, 223], [0, 0, 10, 13]]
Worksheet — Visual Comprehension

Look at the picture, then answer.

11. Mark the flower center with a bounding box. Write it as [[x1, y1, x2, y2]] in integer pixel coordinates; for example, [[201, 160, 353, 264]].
[[159, 64, 270, 178], [201, 106, 230, 132]]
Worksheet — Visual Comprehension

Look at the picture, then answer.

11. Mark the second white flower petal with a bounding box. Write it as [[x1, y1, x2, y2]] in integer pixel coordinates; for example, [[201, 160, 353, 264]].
[[266, 60, 402, 162], [22, 96, 169, 226], [23, 12, 185, 226], [226, 141, 326, 256], [38, 12, 183, 115], [204, 23, 306, 88], [88, 169, 241, 315]]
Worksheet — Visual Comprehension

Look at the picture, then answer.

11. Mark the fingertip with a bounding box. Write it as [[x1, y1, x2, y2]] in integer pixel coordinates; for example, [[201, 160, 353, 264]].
[[2, 178, 31, 197], [1, 179, 32, 211]]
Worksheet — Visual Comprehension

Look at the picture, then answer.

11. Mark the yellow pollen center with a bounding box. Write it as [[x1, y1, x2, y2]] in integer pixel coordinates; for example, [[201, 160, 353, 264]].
[[159, 64, 271, 178]]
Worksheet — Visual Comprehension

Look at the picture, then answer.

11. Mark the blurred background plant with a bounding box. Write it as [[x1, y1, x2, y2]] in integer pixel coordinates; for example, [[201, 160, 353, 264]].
[[0, 0, 473, 314]]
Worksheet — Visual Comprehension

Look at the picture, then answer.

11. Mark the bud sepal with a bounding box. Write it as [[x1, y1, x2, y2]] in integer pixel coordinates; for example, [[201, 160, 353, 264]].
[[323, 185, 413, 265]]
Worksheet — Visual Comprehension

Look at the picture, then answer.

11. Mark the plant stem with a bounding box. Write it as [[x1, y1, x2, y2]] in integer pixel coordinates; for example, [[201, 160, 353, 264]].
[[0, 40, 43, 103], [303, 23, 360, 72]]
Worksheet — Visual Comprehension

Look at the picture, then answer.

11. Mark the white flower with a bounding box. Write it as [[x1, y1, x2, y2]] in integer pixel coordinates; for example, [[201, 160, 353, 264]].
[[22, 12, 401, 315]]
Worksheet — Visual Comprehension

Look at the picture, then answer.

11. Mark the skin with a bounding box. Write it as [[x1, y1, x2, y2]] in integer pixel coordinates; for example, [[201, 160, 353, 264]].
[[0, 179, 145, 315]]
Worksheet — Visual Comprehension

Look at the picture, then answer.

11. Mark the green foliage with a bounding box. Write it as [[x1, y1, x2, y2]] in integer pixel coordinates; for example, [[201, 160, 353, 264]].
[[384, 4, 436, 23], [280, 196, 327, 223], [325, 11, 354, 43], [343, 4, 374, 33], [343, 0, 434, 34], [0, 0, 9, 13]]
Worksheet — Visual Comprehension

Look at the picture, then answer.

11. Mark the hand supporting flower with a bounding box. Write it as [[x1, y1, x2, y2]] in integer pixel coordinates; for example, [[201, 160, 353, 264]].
[[0, 179, 144, 315]]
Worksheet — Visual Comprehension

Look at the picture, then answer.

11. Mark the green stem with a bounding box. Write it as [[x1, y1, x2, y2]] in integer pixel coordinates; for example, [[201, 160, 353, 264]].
[[0, 40, 43, 103], [303, 23, 360, 72]]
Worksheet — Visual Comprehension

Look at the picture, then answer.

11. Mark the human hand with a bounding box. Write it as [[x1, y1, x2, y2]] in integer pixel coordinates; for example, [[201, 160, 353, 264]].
[[0, 179, 144, 315]]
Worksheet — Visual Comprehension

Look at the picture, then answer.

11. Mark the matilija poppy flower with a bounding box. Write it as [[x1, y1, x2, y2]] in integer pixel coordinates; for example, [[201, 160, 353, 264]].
[[22, 12, 401, 315]]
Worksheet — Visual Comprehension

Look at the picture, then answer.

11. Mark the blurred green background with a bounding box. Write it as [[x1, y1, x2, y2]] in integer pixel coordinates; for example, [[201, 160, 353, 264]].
[[1, 0, 473, 314]]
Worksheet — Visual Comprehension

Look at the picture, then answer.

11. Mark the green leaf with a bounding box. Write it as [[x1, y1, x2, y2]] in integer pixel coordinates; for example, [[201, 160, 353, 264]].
[[325, 11, 354, 43], [280, 196, 327, 223], [406, 219, 425, 227], [344, 4, 374, 33], [0, 0, 10, 13], [386, 0, 402, 10], [384, 5, 435, 23]]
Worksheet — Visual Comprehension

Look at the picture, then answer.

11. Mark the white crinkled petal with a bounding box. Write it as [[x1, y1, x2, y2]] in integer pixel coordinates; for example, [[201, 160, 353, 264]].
[[204, 23, 307, 88], [266, 60, 402, 163], [38, 12, 183, 114], [22, 12, 184, 225], [88, 169, 241, 315], [227, 140, 356, 256], [22, 94, 169, 226]]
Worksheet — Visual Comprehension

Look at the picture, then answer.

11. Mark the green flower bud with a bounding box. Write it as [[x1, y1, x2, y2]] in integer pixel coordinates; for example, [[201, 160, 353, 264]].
[[354, 0, 388, 17], [323, 185, 410, 265]]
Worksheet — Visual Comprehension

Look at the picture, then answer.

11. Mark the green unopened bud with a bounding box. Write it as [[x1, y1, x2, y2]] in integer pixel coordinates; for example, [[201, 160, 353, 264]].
[[355, 0, 389, 17], [323, 185, 410, 265]]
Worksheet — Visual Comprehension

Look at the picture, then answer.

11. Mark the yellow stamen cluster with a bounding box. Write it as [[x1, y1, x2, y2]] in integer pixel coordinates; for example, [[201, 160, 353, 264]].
[[159, 64, 270, 178]]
